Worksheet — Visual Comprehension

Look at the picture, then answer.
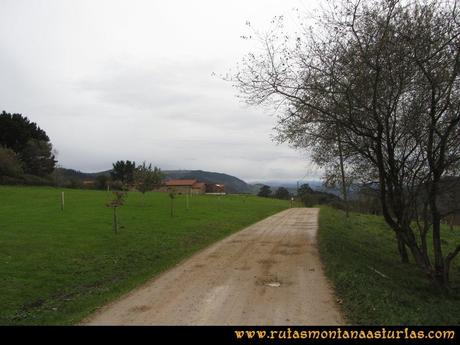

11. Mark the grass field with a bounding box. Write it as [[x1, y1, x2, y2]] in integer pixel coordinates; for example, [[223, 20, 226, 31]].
[[0, 186, 290, 325], [318, 206, 460, 325]]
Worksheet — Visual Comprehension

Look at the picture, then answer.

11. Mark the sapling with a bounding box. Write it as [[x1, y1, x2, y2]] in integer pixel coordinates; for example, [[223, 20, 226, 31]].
[[106, 191, 126, 234], [169, 191, 176, 217]]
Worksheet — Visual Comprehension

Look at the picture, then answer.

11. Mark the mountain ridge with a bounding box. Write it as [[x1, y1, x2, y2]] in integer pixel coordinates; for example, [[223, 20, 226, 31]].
[[55, 167, 251, 193], [54, 167, 328, 194]]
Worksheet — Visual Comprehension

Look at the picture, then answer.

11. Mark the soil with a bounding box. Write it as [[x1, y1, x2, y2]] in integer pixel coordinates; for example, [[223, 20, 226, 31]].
[[82, 208, 344, 325]]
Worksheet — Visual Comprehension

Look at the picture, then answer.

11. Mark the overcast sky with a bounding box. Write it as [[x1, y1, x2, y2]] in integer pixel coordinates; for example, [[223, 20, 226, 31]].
[[0, 0, 322, 182]]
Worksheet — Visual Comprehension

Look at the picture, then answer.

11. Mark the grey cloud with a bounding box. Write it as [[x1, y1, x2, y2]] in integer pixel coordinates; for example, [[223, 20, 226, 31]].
[[0, 0, 320, 182], [78, 66, 201, 110], [77, 60, 271, 132]]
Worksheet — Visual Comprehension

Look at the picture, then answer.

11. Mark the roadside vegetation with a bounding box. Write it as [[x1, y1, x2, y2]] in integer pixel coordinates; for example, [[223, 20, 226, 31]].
[[0, 111, 56, 186], [318, 206, 460, 325], [0, 186, 290, 325], [235, 0, 460, 288]]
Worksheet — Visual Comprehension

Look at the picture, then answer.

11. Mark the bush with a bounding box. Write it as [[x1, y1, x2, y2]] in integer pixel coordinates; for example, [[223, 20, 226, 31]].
[[0, 147, 23, 177], [0, 175, 23, 185], [329, 199, 347, 211], [0, 173, 53, 186], [22, 174, 54, 186], [274, 187, 290, 200], [67, 179, 83, 189], [110, 180, 124, 191], [95, 175, 109, 190], [300, 193, 319, 207]]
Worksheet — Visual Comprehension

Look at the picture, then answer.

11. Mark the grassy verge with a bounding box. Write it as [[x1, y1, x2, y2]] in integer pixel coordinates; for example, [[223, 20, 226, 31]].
[[318, 206, 460, 325], [0, 186, 290, 325]]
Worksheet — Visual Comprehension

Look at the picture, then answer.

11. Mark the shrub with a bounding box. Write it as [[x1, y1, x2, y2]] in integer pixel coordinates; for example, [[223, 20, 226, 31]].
[[0, 146, 23, 177], [95, 175, 110, 190]]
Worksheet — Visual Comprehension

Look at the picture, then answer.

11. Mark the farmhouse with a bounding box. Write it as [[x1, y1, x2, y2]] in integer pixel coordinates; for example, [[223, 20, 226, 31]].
[[206, 183, 225, 194], [159, 179, 206, 195], [157, 179, 226, 195]]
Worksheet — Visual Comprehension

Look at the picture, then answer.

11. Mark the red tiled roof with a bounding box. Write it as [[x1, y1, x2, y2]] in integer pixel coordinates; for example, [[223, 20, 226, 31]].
[[192, 182, 205, 189], [165, 179, 197, 186]]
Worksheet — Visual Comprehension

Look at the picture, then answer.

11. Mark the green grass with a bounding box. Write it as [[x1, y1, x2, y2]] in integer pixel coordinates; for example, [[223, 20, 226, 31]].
[[318, 206, 460, 325], [0, 186, 290, 325]]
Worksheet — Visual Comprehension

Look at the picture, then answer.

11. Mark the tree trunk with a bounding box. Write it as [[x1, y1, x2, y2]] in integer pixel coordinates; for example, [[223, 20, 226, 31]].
[[444, 245, 460, 288], [396, 233, 409, 263], [432, 217, 445, 280], [113, 207, 118, 234], [420, 229, 431, 267], [374, 136, 435, 282], [337, 128, 349, 218], [403, 233, 433, 277], [428, 179, 446, 286]]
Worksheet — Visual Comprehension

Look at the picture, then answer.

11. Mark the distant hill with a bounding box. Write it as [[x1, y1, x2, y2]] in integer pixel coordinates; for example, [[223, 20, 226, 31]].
[[248, 183, 264, 195], [252, 180, 322, 189], [53, 168, 110, 180], [249, 180, 326, 196], [54, 167, 251, 194]]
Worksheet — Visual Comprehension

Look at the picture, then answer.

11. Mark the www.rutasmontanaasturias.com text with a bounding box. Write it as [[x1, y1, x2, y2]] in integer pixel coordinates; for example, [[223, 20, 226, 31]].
[[234, 327, 455, 340]]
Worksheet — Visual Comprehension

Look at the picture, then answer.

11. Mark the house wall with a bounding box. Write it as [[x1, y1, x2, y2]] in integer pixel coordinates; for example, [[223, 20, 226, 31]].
[[191, 185, 206, 195], [155, 186, 192, 194], [205, 184, 225, 193], [156, 183, 207, 195], [169, 186, 192, 195]]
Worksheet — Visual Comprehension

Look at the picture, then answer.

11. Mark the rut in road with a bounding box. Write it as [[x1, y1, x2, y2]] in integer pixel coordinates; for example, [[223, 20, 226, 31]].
[[82, 208, 344, 325]]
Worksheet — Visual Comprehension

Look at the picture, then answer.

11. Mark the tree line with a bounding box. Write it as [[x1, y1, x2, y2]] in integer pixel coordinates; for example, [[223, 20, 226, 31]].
[[234, 0, 460, 287], [0, 111, 56, 184], [108, 160, 164, 194], [54, 160, 165, 193], [0, 111, 165, 193], [257, 183, 342, 207], [257, 185, 291, 199]]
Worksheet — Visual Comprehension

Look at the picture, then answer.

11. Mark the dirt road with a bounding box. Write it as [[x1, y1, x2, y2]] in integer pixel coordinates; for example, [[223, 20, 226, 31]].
[[83, 208, 344, 325]]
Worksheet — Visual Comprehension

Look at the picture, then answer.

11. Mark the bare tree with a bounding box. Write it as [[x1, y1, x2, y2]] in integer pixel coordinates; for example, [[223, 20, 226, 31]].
[[106, 191, 126, 234], [233, 0, 460, 287], [169, 191, 176, 217]]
